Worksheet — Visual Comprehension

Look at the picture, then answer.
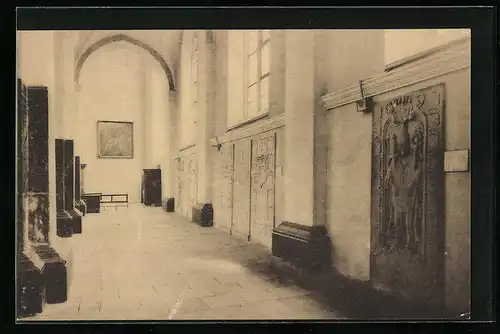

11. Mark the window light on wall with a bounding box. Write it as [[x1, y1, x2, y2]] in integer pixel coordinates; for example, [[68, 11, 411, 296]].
[[245, 30, 271, 121]]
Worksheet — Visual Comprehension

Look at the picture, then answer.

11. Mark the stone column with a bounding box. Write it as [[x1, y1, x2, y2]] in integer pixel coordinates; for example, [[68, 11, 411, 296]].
[[163, 91, 178, 208], [283, 31, 315, 226], [17, 79, 28, 253], [141, 58, 151, 169], [273, 31, 331, 270], [26, 86, 51, 245], [196, 31, 215, 205]]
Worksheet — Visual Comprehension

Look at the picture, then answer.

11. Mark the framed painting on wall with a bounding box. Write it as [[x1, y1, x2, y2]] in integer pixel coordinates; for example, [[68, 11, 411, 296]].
[[97, 121, 134, 158]]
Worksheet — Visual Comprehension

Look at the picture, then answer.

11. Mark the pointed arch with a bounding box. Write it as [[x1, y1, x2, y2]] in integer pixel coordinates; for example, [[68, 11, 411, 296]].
[[75, 34, 176, 91]]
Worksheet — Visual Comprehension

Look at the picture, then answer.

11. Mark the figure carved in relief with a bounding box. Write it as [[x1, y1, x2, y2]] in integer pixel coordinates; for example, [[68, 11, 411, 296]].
[[28, 196, 48, 243], [254, 153, 273, 189], [379, 96, 425, 255]]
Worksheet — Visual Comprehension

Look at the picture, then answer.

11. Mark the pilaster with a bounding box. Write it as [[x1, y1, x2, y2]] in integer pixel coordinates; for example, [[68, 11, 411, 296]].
[[283, 31, 316, 227], [196, 31, 216, 204]]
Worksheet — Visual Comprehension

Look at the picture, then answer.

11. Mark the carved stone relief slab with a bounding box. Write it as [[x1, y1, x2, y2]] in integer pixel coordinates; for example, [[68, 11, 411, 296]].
[[27, 194, 50, 243], [231, 139, 251, 239], [250, 132, 276, 248], [187, 153, 198, 220], [182, 156, 190, 218], [371, 84, 445, 304], [216, 144, 234, 231]]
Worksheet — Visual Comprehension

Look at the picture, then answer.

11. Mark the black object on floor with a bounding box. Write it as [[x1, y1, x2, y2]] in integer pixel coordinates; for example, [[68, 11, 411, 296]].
[[56, 211, 73, 238], [272, 221, 331, 271], [82, 193, 102, 213], [163, 197, 175, 212], [17, 253, 45, 318], [192, 203, 214, 227]]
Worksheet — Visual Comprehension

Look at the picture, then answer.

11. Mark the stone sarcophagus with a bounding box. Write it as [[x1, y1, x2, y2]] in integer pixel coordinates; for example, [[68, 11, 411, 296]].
[[31, 244, 68, 304], [192, 203, 214, 227], [370, 84, 446, 305], [82, 193, 102, 214], [272, 221, 331, 271]]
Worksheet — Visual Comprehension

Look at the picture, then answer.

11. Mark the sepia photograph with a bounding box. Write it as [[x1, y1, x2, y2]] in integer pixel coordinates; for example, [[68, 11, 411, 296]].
[[14, 7, 492, 324]]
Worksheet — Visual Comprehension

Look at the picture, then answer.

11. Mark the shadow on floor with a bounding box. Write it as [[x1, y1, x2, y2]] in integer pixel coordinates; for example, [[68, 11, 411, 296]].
[[176, 217, 467, 320], [243, 255, 465, 320]]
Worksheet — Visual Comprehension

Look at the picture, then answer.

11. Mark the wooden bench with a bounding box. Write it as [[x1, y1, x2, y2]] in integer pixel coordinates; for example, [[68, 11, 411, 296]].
[[100, 193, 129, 211]]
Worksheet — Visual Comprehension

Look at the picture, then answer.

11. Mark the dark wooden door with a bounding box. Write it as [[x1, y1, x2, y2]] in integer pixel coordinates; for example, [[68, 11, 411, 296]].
[[143, 169, 162, 206], [370, 84, 446, 305]]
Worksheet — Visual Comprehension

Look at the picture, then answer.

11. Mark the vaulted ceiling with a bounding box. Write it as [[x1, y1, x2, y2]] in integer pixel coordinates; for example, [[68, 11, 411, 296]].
[[73, 30, 183, 90]]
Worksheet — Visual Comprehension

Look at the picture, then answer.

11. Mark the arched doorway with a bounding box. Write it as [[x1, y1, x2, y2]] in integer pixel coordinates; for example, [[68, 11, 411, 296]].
[[74, 35, 175, 203]]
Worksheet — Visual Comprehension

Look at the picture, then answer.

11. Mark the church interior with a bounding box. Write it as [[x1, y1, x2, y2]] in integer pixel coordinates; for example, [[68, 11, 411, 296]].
[[16, 29, 471, 320]]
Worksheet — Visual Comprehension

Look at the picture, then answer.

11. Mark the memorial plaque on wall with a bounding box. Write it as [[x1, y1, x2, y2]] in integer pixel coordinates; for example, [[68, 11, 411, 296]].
[[64, 140, 75, 211], [55, 139, 65, 212], [175, 157, 184, 214], [184, 154, 198, 220], [370, 84, 445, 305], [75, 157, 81, 201], [232, 139, 251, 240], [26, 86, 50, 244], [250, 132, 276, 248]]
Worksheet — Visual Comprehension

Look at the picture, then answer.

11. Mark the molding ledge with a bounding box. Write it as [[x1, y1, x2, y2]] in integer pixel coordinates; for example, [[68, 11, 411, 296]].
[[321, 36, 470, 112], [209, 114, 284, 147], [177, 144, 197, 157]]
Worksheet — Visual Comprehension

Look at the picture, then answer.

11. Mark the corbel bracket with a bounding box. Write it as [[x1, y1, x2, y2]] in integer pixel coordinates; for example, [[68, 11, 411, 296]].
[[214, 137, 222, 152], [356, 80, 372, 113]]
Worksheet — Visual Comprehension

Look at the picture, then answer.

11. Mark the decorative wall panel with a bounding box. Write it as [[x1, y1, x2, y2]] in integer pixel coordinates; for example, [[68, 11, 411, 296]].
[[55, 139, 65, 212], [63, 140, 75, 212], [250, 132, 276, 248], [186, 154, 198, 220], [371, 84, 445, 304], [176, 152, 198, 219], [231, 139, 251, 240], [215, 144, 234, 231], [175, 157, 184, 214]]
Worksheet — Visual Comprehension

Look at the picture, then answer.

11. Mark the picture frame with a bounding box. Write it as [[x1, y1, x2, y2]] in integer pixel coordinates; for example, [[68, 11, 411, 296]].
[[97, 120, 134, 159]]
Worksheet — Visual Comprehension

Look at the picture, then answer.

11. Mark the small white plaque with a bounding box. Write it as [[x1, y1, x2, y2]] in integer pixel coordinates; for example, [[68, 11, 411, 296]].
[[444, 149, 469, 172]]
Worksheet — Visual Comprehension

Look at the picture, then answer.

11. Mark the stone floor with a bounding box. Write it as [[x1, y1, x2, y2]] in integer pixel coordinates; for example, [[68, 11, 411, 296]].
[[24, 204, 344, 321]]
